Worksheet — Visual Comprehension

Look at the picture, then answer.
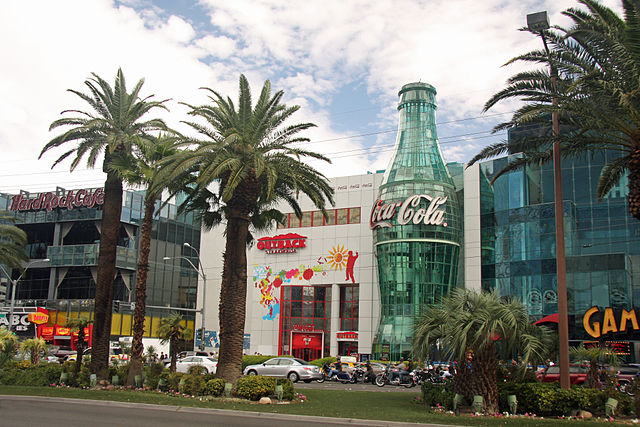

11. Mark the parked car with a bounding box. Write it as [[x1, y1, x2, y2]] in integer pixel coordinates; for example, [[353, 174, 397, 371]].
[[616, 365, 640, 394], [50, 345, 75, 361], [66, 347, 127, 364], [175, 356, 218, 374], [536, 364, 588, 384], [243, 357, 323, 383], [177, 351, 209, 360]]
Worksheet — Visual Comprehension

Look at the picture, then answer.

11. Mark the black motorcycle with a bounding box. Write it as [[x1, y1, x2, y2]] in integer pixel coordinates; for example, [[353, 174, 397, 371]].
[[375, 364, 415, 388], [318, 363, 353, 383]]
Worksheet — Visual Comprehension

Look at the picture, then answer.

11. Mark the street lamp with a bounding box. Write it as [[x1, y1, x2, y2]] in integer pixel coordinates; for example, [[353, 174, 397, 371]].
[[0, 258, 50, 332], [163, 242, 207, 350], [527, 10, 570, 390]]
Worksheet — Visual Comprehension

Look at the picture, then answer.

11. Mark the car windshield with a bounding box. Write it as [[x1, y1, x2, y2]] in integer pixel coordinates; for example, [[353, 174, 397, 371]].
[[207, 357, 217, 362]]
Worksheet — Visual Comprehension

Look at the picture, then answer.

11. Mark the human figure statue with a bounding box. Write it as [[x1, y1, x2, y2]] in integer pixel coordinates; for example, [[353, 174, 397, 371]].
[[345, 251, 359, 283]]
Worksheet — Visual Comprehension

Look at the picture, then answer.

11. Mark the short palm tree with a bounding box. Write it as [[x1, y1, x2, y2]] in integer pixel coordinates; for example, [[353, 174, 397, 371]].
[[413, 289, 551, 413], [157, 75, 334, 383], [39, 69, 169, 378], [21, 337, 48, 365], [110, 134, 183, 386], [0, 211, 28, 268], [0, 326, 18, 367], [570, 344, 619, 389], [66, 317, 92, 373], [157, 312, 192, 373], [468, 0, 640, 220]]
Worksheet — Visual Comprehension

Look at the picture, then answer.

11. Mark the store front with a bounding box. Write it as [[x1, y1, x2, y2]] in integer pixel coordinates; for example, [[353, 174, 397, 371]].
[[290, 331, 324, 361]]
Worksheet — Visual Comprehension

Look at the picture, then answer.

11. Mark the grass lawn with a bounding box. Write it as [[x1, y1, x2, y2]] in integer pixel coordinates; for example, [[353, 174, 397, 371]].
[[0, 385, 632, 426]]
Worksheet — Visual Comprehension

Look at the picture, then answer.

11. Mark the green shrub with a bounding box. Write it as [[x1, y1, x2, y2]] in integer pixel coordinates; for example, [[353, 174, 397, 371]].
[[187, 365, 207, 376], [497, 382, 632, 416], [241, 355, 278, 370], [309, 356, 336, 367], [148, 362, 164, 377], [179, 374, 205, 396], [234, 376, 294, 401], [0, 361, 63, 386], [421, 381, 455, 409], [167, 372, 184, 391], [204, 378, 226, 397]]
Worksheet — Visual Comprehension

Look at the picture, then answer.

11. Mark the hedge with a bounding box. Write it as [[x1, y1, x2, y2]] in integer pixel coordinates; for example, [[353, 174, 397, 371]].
[[234, 375, 294, 401], [204, 378, 225, 397], [0, 361, 63, 386]]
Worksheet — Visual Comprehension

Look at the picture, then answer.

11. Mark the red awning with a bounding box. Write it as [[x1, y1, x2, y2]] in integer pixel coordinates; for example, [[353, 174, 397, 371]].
[[533, 313, 559, 325]]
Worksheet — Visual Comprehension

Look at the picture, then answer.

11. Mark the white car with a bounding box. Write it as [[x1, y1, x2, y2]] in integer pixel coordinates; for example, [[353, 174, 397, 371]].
[[176, 355, 218, 374]]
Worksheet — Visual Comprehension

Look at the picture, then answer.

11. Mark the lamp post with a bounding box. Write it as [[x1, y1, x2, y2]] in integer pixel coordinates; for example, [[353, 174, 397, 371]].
[[163, 242, 207, 350], [527, 10, 570, 390], [0, 258, 50, 332]]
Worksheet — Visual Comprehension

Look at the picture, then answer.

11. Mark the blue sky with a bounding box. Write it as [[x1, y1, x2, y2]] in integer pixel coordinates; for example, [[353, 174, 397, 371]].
[[0, 0, 622, 194]]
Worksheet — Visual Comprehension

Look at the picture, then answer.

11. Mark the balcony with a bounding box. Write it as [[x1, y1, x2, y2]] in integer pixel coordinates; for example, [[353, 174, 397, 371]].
[[47, 244, 137, 270]]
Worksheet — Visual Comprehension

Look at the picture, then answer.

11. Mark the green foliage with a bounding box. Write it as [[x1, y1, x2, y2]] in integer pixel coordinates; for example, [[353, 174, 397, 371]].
[[234, 376, 294, 401], [20, 338, 48, 365], [0, 211, 28, 268], [496, 364, 538, 384], [204, 378, 226, 397], [179, 374, 205, 396], [0, 361, 63, 386], [0, 327, 18, 368], [187, 365, 207, 376], [241, 355, 278, 370], [497, 382, 632, 416], [309, 356, 336, 367], [167, 371, 184, 391], [146, 362, 165, 378], [421, 382, 455, 409]]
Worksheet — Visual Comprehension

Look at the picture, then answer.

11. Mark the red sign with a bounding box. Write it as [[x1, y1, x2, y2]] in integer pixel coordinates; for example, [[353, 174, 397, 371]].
[[10, 188, 104, 212], [291, 332, 323, 349], [55, 326, 70, 336], [28, 312, 49, 325], [41, 326, 54, 338], [292, 323, 315, 332], [370, 194, 448, 229], [257, 233, 307, 254], [336, 331, 358, 341]]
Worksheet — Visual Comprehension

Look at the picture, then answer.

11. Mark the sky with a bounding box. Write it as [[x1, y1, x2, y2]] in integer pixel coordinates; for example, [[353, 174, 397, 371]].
[[0, 0, 623, 195]]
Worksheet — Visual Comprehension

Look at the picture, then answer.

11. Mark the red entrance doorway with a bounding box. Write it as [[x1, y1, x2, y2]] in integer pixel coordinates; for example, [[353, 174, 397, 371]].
[[290, 331, 323, 361]]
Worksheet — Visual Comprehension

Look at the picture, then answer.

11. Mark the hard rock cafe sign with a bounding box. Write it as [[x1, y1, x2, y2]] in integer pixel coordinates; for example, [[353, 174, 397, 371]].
[[370, 194, 448, 230], [257, 233, 307, 254], [9, 188, 105, 212]]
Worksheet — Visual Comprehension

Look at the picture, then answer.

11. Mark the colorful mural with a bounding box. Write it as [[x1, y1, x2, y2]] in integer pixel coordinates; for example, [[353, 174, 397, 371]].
[[253, 245, 360, 320]]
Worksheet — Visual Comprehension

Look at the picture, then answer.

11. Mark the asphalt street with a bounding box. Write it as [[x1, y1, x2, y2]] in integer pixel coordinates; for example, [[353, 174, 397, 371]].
[[0, 395, 455, 427], [294, 380, 421, 393]]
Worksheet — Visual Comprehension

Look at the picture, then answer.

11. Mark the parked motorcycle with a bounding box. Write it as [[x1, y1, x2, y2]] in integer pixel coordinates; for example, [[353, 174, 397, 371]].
[[375, 364, 415, 388]]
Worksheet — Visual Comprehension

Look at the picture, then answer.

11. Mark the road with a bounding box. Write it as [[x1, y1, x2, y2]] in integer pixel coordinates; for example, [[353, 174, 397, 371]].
[[0, 395, 452, 427], [294, 379, 421, 393]]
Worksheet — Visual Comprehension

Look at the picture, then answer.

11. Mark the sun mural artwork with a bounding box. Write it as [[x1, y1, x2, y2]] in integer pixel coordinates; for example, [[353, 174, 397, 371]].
[[253, 244, 359, 320]]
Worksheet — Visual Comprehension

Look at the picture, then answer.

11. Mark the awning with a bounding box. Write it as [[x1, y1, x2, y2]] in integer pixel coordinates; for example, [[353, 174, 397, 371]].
[[533, 313, 559, 325]]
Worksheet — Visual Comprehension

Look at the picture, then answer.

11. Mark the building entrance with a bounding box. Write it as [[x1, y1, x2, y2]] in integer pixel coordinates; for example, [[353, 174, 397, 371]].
[[291, 331, 323, 361]]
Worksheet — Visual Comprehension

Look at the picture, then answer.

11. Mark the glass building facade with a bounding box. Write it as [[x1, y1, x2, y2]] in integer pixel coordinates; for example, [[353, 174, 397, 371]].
[[479, 126, 640, 344], [0, 187, 201, 339], [372, 83, 462, 360]]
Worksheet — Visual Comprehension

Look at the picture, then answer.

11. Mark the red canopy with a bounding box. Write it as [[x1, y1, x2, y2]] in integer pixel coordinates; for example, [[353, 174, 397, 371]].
[[533, 313, 559, 325]]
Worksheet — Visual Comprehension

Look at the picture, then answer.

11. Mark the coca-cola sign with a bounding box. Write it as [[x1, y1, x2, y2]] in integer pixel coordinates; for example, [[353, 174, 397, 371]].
[[370, 194, 448, 230], [9, 188, 104, 212], [257, 233, 307, 254]]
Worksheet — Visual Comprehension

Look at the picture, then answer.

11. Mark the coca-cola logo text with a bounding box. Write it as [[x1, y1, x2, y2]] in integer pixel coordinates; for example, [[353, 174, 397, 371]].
[[257, 233, 307, 254], [10, 188, 104, 212], [370, 194, 448, 229]]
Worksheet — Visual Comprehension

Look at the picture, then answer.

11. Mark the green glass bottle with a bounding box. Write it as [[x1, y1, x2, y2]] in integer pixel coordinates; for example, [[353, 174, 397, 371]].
[[371, 82, 462, 360]]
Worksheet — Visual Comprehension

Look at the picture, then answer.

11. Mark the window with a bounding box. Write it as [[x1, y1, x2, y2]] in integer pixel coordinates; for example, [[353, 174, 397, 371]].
[[337, 209, 349, 225], [265, 359, 279, 365], [275, 208, 361, 229], [278, 359, 293, 365], [339, 285, 359, 331]]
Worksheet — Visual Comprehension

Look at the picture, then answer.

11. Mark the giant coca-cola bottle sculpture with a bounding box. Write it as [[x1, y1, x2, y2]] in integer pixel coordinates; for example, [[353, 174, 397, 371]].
[[371, 82, 462, 360]]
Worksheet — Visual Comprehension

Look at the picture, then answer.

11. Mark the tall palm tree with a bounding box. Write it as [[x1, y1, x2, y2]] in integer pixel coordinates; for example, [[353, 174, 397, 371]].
[[39, 69, 169, 378], [413, 289, 551, 413], [0, 211, 28, 268], [110, 134, 182, 386], [570, 344, 619, 389], [157, 75, 334, 383], [468, 0, 640, 220], [157, 312, 192, 373], [66, 317, 92, 374], [21, 337, 48, 365]]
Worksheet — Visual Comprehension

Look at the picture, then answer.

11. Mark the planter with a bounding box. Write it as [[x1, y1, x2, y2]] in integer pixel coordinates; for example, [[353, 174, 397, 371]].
[[275, 384, 284, 401], [453, 393, 464, 415], [605, 397, 618, 417], [472, 395, 484, 414], [112, 375, 119, 386], [224, 382, 233, 398], [134, 375, 142, 388], [507, 394, 517, 414], [90, 374, 97, 388], [60, 372, 69, 384]]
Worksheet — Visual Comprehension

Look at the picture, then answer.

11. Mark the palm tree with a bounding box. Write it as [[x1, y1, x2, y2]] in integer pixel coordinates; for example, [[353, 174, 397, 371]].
[[0, 211, 28, 268], [21, 337, 48, 365], [39, 69, 169, 378], [468, 0, 640, 220], [156, 75, 334, 383], [110, 134, 183, 386], [157, 312, 192, 372], [413, 289, 551, 413], [570, 344, 619, 389], [0, 326, 18, 367], [66, 317, 92, 373]]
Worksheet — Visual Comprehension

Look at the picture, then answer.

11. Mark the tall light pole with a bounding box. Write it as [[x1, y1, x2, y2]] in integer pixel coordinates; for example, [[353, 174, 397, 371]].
[[527, 10, 570, 390], [163, 242, 207, 350], [0, 258, 50, 332]]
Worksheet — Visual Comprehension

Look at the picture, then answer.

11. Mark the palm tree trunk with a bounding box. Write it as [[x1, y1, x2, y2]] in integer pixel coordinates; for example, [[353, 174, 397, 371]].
[[473, 347, 499, 414], [215, 208, 250, 384], [90, 171, 123, 379], [75, 331, 85, 374], [170, 334, 178, 373], [127, 195, 155, 386], [629, 148, 640, 220]]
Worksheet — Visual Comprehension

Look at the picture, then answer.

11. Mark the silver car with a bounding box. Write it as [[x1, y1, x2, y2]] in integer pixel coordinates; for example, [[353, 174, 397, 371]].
[[243, 357, 323, 383]]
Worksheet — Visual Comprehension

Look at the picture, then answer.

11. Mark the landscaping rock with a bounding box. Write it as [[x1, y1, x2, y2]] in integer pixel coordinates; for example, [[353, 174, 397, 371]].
[[259, 397, 272, 405], [578, 410, 592, 419]]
